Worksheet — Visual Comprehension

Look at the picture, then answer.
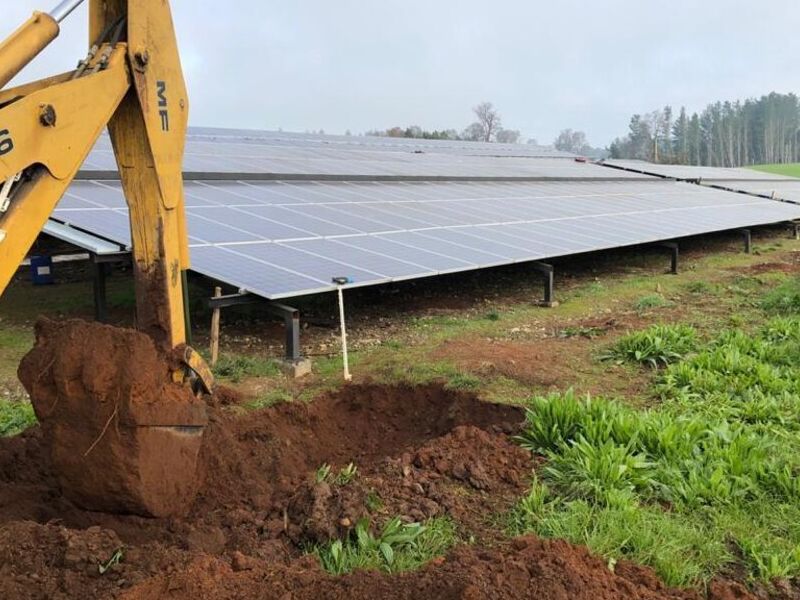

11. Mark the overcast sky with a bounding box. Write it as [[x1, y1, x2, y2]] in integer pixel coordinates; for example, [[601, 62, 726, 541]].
[[5, 1, 799, 146]]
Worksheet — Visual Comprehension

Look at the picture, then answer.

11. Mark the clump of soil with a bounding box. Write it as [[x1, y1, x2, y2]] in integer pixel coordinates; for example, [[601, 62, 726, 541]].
[[17, 318, 207, 517]]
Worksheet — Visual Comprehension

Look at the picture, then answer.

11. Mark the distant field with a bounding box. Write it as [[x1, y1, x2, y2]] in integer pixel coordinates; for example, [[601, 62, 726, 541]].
[[749, 163, 800, 178]]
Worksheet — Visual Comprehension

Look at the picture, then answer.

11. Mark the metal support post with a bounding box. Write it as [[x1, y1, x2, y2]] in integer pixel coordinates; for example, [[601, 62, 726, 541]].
[[278, 303, 302, 363], [741, 229, 752, 254], [531, 262, 557, 307], [270, 302, 310, 377], [207, 293, 311, 377], [88, 252, 131, 323], [657, 242, 680, 275]]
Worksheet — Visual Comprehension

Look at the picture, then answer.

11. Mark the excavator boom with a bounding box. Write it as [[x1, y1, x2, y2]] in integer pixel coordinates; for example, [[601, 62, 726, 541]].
[[0, 0, 207, 367], [0, 0, 214, 517]]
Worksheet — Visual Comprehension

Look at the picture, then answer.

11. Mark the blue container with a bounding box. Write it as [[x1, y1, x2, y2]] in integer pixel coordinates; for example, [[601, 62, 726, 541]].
[[30, 256, 54, 285]]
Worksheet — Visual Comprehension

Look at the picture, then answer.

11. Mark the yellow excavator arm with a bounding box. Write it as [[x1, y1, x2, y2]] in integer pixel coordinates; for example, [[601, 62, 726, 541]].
[[0, 0, 212, 390]]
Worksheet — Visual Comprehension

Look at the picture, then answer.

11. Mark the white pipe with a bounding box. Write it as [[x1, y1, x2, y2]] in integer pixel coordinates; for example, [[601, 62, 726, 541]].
[[49, 0, 86, 23], [337, 286, 352, 382]]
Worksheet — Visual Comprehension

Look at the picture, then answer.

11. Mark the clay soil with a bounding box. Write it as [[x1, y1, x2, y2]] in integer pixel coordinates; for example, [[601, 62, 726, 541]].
[[432, 314, 653, 399], [5, 315, 787, 600], [17, 319, 208, 518], [0, 373, 766, 600]]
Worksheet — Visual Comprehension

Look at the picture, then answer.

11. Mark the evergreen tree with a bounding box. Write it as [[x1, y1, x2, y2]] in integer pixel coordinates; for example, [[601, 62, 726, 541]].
[[610, 92, 800, 167]]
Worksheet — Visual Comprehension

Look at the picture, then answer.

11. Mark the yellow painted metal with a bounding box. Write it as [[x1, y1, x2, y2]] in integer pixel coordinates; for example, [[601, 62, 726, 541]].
[[91, 0, 192, 349], [0, 71, 75, 107], [0, 48, 130, 297], [0, 48, 128, 181], [0, 12, 59, 89], [0, 0, 213, 392]]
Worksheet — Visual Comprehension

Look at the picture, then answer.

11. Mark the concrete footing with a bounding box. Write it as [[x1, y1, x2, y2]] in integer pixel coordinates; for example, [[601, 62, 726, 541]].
[[281, 358, 313, 379]]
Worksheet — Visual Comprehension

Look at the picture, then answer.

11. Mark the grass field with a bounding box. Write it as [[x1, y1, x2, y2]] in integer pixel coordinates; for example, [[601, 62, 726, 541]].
[[749, 163, 800, 178], [2, 227, 800, 593], [512, 300, 800, 586]]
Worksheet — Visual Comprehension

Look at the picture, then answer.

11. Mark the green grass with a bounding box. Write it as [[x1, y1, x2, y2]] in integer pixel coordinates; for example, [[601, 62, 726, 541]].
[[512, 313, 800, 587], [602, 324, 698, 368], [634, 294, 671, 312], [761, 277, 800, 314], [313, 517, 457, 575], [0, 328, 33, 380], [245, 389, 293, 410], [750, 163, 800, 178], [0, 399, 36, 437], [684, 281, 717, 295], [559, 325, 606, 339], [212, 354, 281, 383], [315, 463, 359, 486], [509, 482, 728, 587], [443, 372, 482, 391]]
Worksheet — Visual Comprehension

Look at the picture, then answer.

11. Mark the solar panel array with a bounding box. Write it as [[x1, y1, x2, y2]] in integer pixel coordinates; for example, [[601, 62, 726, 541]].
[[185, 127, 577, 158], [40, 128, 800, 301], [80, 134, 631, 180], [704, 180, 800, 206], [600, 159, 797, 182], [51, 178, 800, 299]]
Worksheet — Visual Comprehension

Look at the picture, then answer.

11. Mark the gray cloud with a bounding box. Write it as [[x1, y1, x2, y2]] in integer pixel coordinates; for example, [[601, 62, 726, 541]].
[[4, 1, 799, 147]]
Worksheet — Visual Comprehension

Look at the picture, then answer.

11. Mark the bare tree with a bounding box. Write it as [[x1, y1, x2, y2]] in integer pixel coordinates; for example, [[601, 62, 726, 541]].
[[473, 102, 502, 142]]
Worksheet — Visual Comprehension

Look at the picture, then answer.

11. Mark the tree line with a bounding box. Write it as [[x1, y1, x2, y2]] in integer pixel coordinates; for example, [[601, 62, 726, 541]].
[[367, 102, 611, 158], [367, 102, 523, 144], [609, 92, 800, 167]]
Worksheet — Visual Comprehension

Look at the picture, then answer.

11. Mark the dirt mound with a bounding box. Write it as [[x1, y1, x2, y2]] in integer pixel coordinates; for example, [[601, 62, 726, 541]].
[[0, 381, 769, 599], [17, 319, 208, 518], [283, 424, 533, 545], [0, 521, 124, 600], [194, 383, 524, 517], [118, 536, 754, 600], [0, 382, 532, 597]]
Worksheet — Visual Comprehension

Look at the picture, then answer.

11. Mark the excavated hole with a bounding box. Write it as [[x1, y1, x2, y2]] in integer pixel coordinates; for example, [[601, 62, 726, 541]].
[[195, 383, 526, 518], [198, 382, 530, 547], [276, 383, 525, 469]]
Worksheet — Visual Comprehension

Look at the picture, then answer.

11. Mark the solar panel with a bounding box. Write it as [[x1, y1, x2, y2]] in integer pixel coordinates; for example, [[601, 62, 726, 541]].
[[601, 159, 797, 182], [704, 180, 800, 206], [81, 130, 646, 180], [184, 127, 577, 159], [87, 148, 640, 180], [49, 179, 800, 300]]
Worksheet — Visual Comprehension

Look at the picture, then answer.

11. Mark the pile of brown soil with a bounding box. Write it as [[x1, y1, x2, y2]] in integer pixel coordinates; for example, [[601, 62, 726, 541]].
[[0, 365, 772, 600], [283, 424, 533, 545], [118, 537, 752, 600]]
